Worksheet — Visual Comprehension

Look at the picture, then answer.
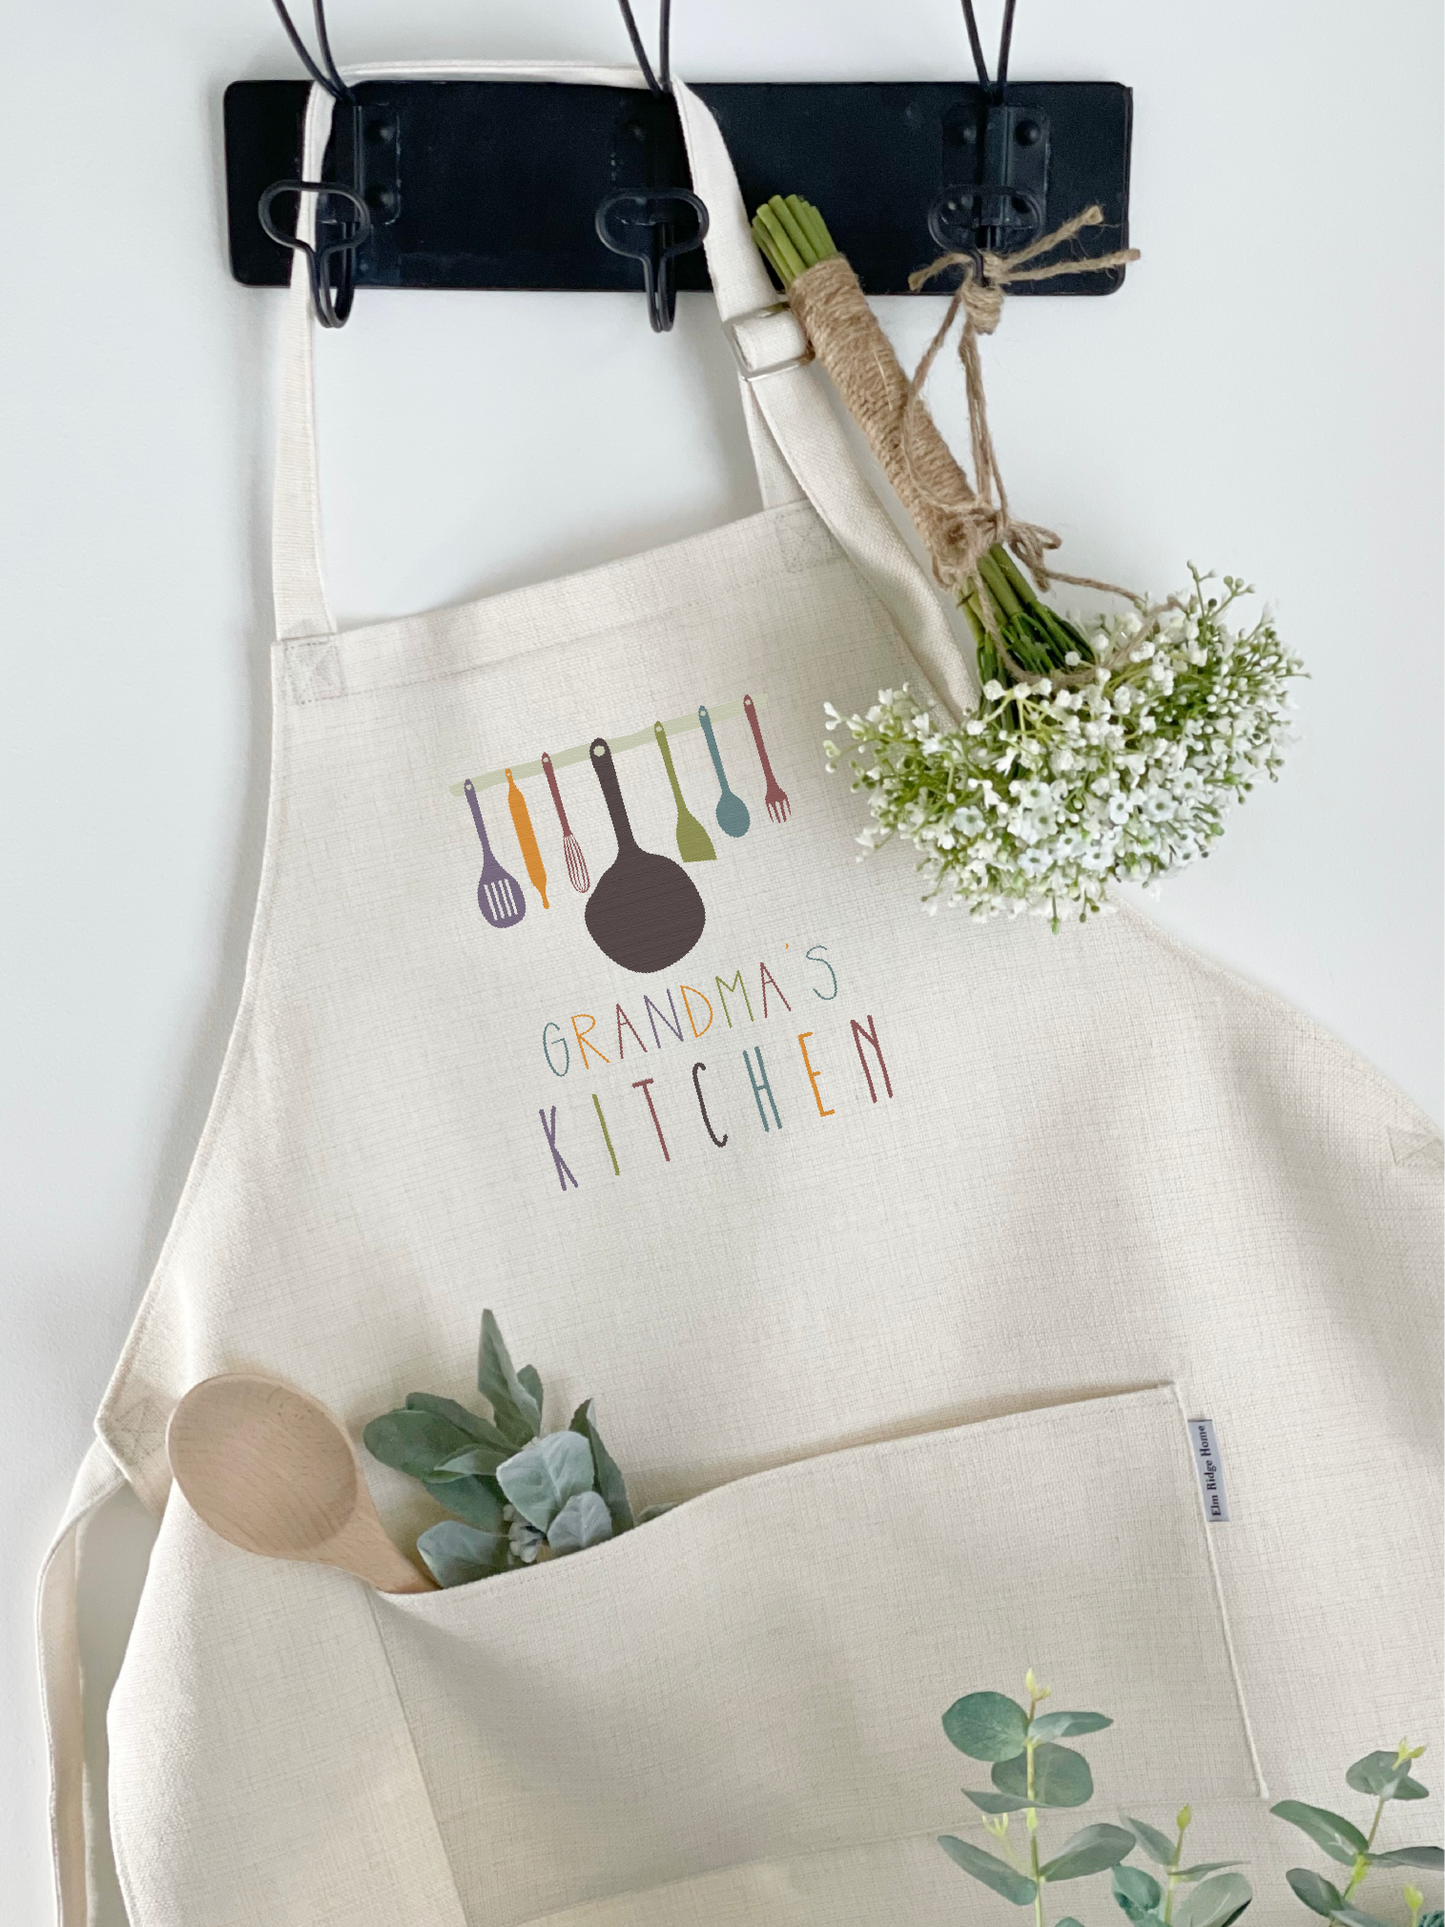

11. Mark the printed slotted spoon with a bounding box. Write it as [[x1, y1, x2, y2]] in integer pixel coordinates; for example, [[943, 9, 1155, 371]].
[[542, 751, 590, 893], [464, 779, 526, 929]]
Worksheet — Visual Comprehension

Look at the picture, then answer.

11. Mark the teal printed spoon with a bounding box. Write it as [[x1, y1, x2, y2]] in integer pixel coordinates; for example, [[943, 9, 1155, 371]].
[[698, 705, 750, 838]]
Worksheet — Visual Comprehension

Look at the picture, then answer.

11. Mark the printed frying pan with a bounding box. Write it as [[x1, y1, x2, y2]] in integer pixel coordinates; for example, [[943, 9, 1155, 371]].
[[584, 737, 705, 973]]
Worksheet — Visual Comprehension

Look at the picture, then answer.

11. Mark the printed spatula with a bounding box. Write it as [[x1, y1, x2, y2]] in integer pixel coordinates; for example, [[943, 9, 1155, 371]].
[[654, 721, 716, 862], [464, 779, 526, 928]]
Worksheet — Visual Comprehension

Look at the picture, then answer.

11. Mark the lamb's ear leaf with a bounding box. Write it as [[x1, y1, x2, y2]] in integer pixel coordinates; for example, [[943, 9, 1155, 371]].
[[637, 1502, 676, 1522], [942, 1692, 1030, 1762], [476, 1310, 542, 1442], [1031, 1711, 1112, 1741], [1112, 1865, 1164, 1921], [415, 1520, 506, 1587], [496, 1430, 594, 1531], [421, 1476, 504, 1533], [404, 1394, 514, 1453], [1285, 1868, 1344, 1917], [570, 1399, 635, 1532], [546, 1489, 614, 1554], [518, 1364, 544, 1411], [1174, 1872, 1252, 1927], [1039, 1823, 1135, 1882], [1271, 1802, 1369, 1866], [435, 1444, 511, 1479], [363, 1409, 476, 1479], [1368, 1847, 1444, 1871], [993, 1742, 1092, 1808], [1124, 1817, 1179, 1867], [936, 1836, 1036, 1905]]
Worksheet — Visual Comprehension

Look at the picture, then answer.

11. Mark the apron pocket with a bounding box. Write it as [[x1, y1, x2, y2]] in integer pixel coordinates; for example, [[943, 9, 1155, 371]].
[[372, 1384, 1262, 1927]]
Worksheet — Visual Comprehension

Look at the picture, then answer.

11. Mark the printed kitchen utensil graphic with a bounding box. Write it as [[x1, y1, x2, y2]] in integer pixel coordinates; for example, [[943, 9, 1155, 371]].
[[654, 720, 717, 863], [542, 751, 590, 893], [585, 736, 706, 973], [465, 779, 526, 929], [698, 703, 750, 838], [506, 769, 550, 908], [744, 693, 791, 825], [167, 1375, 436, 1594]]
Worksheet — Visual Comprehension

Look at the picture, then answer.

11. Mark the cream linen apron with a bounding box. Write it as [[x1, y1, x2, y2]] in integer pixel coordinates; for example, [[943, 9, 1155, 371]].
[[39, 62, 1442, 1927]]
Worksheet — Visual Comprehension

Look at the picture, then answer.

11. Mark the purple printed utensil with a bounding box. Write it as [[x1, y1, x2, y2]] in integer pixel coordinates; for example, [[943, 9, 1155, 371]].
[[464, 779, 526, 929], [743, 694, 790, 825]]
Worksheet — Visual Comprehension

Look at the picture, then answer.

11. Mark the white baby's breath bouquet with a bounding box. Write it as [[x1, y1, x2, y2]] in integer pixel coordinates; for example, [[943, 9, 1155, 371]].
[[753, 194, 1304, 926], [825, 567, 1300, 927]]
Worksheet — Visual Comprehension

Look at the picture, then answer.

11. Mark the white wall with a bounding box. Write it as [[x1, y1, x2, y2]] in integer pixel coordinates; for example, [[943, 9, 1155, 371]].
[[2, 2, 1439, 1918]]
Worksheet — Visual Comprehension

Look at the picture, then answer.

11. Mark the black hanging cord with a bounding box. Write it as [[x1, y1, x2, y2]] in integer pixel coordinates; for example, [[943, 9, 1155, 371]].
[[269, 0, 355, 101], [614, 0, 673, 94], [960, 0, 1018, 93]]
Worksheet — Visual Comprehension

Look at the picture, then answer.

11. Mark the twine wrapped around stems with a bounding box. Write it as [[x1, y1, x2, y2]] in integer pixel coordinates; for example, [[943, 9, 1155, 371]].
[[785, 206, 1141, 633]]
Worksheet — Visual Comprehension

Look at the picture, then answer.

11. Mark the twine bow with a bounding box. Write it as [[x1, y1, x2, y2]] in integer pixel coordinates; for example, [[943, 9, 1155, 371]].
[[900, 205, 1140, 614]]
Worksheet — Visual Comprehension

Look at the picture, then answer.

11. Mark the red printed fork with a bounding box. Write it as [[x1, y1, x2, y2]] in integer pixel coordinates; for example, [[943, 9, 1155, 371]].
[[743, 694, 790, 825]]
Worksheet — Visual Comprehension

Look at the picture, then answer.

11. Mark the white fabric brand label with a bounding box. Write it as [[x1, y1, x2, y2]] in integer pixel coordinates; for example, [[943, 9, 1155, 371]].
[[1189, 1418, 1230, 1522]]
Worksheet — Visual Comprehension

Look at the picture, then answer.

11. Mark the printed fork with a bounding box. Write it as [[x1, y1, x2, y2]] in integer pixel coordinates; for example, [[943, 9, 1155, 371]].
[[743, 694, 790, 824]]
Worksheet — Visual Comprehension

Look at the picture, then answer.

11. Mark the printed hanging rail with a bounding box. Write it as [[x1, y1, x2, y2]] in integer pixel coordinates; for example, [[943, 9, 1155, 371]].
[[448, 695, 766, 796]]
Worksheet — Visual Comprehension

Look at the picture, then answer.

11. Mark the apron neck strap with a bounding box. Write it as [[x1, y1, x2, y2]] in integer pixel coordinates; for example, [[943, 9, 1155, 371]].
[[269, 61, 970, 730]]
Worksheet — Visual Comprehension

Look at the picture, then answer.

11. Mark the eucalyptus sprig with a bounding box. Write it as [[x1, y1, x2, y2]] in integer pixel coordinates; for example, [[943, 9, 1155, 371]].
[[1274, 1739, 1443, 1927], [364, 1310, 668, 1587], [1113, 1809, 1250, 1926], [938, 1671, 1251, 1927]]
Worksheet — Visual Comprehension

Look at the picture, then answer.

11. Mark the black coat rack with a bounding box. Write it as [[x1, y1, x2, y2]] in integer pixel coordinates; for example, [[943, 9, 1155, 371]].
[[228, 0, 1132, 331]]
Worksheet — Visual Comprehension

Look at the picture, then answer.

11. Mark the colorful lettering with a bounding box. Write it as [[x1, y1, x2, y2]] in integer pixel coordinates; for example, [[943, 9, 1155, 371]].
[[759, 960, 792, 1018], [644, 990, 684, 1049], [615, 1003, 648, 1060], [570, 1012, 609, 1070], [806, 944, 838, 1001], [692, 1061, 728, 1147], [743, 1047, 783, 1132], [592, 1094, 619, 1176], [797, 1033, 835, 1117], [542, 1021, 570, 1076], [850, 1015, 894, 1103], [714, 969, 753, 1028], [680, 984, 714, 1038], [539, 1107, 579, 1191], [632, 1078, 671, 1160]]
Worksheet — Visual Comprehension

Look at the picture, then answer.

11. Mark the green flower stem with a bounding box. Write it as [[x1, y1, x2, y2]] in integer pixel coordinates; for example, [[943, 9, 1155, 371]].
[[750, 193, 837, 286]]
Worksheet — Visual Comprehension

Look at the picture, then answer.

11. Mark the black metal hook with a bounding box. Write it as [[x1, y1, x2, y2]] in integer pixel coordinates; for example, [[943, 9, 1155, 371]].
[[259, 180, 372, 328], [263, 0, 365, 325], [607, 1, 700, 331], [596, 188, 708, 332]]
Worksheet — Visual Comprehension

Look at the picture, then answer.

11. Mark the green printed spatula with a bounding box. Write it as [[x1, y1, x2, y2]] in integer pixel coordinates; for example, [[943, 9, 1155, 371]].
[[653, 721, 716, 863]]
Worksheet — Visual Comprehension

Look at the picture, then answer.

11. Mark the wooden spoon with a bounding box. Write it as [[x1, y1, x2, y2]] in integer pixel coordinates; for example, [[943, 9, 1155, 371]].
[[167, 1374, 436, 1593]]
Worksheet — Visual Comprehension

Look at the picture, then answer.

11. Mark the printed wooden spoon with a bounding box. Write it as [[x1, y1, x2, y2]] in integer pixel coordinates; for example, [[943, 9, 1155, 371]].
[[167, 1374, 436, 1593]]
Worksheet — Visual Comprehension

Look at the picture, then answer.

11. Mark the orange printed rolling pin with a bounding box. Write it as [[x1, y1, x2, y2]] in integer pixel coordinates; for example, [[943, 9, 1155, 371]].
[[506, 768, 550, 908]]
